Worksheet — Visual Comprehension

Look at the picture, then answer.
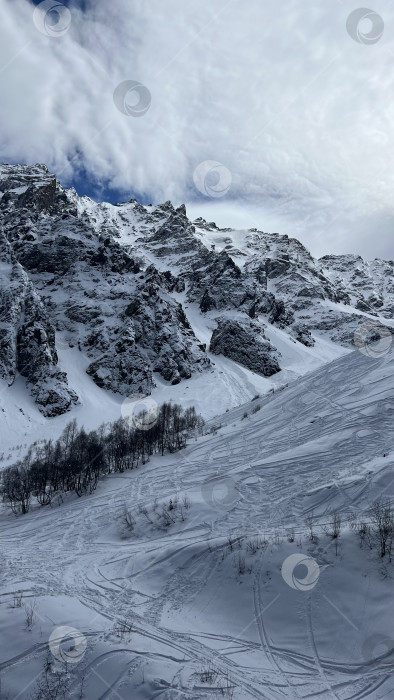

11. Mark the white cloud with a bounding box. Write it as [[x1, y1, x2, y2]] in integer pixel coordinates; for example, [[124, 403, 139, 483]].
[[0, 0, 393, 259]]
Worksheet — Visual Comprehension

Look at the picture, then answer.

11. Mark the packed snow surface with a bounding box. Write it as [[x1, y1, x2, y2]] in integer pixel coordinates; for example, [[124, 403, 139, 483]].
[[0, 346, 393, 699]]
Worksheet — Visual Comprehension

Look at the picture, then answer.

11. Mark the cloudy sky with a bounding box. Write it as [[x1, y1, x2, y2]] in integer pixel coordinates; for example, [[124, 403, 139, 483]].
[[1, 0, 393, 259]]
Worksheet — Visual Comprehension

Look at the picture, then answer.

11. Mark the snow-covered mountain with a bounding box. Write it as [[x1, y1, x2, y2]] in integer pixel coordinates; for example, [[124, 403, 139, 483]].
[[0, 164, 393, 700], [0, 163, 392, 434]]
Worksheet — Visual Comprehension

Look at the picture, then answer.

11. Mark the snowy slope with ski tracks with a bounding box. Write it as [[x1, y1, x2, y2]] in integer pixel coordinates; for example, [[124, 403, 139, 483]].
[[0, 347, 393, 699]]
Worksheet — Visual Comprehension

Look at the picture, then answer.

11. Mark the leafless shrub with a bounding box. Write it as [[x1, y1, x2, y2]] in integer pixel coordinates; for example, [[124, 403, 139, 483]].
[[321, 511, 342, 555], [24, 600, 36, 630], [356, 518, 372, 549], [78, 666, 87, 699], [227, 535, 236, 551], [251, 404, 261, 414], [197, 662, 217, 684], [237, 553, 246, 575], [370, 499, 394, 560], [122, 505, 135, 531], [168, 495, 178, 511], [113, 618, 133, 640], [287, 528, 295, 543], [305, 512, 316, 541], [217, 672, 235, 698], [182, 493, 191, 509], [138, 503, 153, 523], [347, 512, 358, 531], [160, 507, 176, 527], [322, 511, 342, 540], [246, 537, 267, 554], [12, 590, 23, 608], [31, 660, 68, 700], [274, 531, 281, 545]]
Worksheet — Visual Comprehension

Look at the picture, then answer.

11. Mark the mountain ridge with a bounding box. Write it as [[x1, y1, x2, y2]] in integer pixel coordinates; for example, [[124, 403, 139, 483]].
[[0, 162, 392, 419]]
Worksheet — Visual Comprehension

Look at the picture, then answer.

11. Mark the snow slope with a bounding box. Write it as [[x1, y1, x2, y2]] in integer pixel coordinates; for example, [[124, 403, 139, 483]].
[[0, 317, 346, 463], [0, 345, 393, 699]]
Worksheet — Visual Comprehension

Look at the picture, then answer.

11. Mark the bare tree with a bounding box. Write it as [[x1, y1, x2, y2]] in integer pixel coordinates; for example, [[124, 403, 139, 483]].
[[31, 662, 68, 700], [122, 504, 135, 532], [305, 512, 316, 542], [371, 499, 394, 559], [323, 511, 342, 539], [12, 591, 23, 608], [237, 553, 246, 575]]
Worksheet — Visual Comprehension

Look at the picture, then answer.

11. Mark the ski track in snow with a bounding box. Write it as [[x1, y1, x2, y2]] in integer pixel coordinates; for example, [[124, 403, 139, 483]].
[[1, 350, 394, 699]]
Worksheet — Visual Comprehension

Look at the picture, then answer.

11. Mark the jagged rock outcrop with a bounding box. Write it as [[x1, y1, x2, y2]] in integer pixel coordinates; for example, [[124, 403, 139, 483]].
[[0, 232, 77, 416], [0, 162, 393, 416], [0, 165, 210, 413], [209, 319, 281, 376], [291, 323, 315, 347]]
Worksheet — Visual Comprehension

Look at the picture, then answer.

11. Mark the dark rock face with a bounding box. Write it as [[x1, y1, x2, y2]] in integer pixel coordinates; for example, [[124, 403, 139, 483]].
[[291, 323, 315, 347], [200, 290, 217, 312], [0, 233, 77, 416], [0, 165, 210, 414], [265, 256, 291, 279], [209, 319, 281, 376], [268, 299, 294, 327]]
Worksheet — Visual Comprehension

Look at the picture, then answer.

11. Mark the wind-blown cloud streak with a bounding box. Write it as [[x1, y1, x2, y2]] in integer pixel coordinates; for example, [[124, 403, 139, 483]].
[[0, 0, 393, 259]]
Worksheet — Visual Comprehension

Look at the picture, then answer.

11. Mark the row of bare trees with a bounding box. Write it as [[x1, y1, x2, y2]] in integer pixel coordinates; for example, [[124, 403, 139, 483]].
[[306, 500, 394, 560], [1, 403, 203, 514]]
